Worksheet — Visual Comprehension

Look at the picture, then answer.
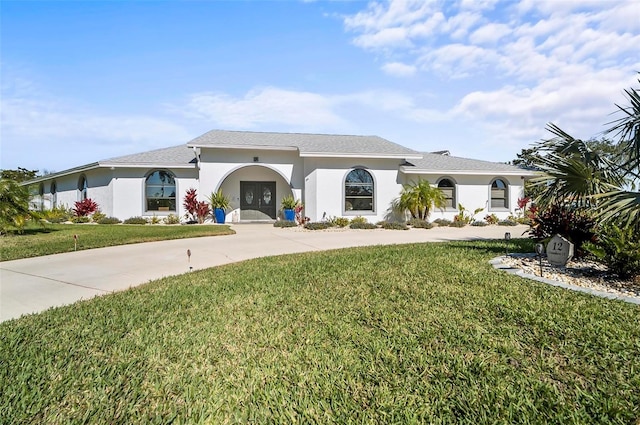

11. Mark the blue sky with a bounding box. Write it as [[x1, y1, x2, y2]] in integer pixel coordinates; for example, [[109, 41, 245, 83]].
[[2, 0, 639, 172]]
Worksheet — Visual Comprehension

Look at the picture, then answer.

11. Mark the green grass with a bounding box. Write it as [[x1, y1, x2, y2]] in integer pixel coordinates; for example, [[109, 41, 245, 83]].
[[0, 223, 234, 261], [1, 239, 639, 424]]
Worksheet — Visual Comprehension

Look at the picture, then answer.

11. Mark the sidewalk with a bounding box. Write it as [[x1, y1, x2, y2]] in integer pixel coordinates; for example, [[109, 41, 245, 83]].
[[0, 224, 528, 322]]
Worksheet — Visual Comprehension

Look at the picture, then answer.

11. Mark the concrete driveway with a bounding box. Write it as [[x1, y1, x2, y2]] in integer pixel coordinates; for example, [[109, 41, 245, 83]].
[[1, 224, 528, 322]]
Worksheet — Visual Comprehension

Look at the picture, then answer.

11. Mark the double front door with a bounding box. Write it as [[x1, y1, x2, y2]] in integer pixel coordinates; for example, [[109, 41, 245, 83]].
[[240, 181, 276, 220]]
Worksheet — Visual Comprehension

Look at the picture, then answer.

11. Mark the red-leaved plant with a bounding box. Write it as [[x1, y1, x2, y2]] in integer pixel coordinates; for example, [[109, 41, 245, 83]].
[[183, 188, 199, 222], [195, 201, 211, 224], [183, 188, 211, 223], [73, 198, 98, 217]]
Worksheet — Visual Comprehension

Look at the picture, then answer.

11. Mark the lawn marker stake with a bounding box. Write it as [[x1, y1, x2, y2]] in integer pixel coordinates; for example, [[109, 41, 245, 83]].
[[535, 243, 545, 277], [73, 234, 78, 251], [504, 232, 511, 256]]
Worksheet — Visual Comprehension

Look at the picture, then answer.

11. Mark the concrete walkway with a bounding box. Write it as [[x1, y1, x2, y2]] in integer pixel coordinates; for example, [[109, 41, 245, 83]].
[[0, 224, 528, 322]]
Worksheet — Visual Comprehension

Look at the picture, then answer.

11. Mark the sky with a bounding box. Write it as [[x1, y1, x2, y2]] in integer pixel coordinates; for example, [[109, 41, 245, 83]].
[[1, 0, 639, 172]]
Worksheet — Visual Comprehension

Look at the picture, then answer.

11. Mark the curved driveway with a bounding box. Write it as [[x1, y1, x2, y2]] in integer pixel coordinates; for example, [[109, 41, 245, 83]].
[[1, 224, 528, 322]]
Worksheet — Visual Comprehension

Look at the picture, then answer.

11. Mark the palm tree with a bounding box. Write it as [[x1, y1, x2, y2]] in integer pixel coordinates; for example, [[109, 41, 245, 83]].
[[528, 124, 624, 210], [597, 78, 640, 228], [393, 179, 446, 220], [0, 178, 40, 233], [530, 76, 640, 229]]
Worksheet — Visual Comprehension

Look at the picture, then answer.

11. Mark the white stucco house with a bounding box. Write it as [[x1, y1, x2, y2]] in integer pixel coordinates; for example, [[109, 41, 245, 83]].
[[27, 130, 536, 223]]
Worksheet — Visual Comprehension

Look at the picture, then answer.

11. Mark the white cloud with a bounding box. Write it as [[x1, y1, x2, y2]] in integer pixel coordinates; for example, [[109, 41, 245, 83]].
[[180, 87, 347, 130], [0, 77, 192, 170], [381, 61, 417, 77], [342, 0, 640, 157], [469, 23, 511, 44]]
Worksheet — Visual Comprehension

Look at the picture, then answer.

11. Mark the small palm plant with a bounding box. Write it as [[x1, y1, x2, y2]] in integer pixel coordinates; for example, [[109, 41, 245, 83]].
[[393, 179, 446, 221]]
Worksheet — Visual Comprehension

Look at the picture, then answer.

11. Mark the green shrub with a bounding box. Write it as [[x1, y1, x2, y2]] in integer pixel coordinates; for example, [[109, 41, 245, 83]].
[[349, 216, 368, 225], [449, 220, 466, 228], [42, 206, 72, 223], [584, 225, 640, 279], [381, 222, 409, 230], [433, 218, 452, 227], [330, 217, 350, 227], [484, 214, 499, 225], [304, 222, 330, 230], [471, 220, 488, 226], [498, 220, 518, 226], [124, 216, 148, 225], [350, 222, 377, 229], [71, 216, 90, 224], [409, 219, 433, 229], [274, 220, 298, 228], [164, 214, 180, 225], [149, 214, 162, 225], [97, 217, 122, 225], [91, 210, 107, 223]]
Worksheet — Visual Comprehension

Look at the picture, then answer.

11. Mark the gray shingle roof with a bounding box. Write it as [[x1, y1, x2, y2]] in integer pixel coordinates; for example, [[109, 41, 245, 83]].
[[186, 130, 422, 158], [404, 152, 535, 175], [100, 145, 197, 166]]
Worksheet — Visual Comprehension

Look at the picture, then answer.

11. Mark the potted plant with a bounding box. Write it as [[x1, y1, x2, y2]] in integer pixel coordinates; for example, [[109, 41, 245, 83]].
[[281, 195, 298, 222], [208, 190, 231, 224]]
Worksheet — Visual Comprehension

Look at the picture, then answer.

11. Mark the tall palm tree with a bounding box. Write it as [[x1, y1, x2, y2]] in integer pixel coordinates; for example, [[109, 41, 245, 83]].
[[597, 78, 640, 228], [528, 124, 624, 209], [393, 179, 446, 220], [530, 76, 640, 229]]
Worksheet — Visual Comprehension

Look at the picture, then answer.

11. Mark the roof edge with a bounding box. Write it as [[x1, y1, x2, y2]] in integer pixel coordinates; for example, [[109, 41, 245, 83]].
[[22, 162, 101, 185]]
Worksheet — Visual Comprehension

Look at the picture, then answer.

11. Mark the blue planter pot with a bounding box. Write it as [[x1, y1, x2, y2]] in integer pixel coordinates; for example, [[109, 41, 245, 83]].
[[284, 209, 295, 221], [214, 208, 226, 224]]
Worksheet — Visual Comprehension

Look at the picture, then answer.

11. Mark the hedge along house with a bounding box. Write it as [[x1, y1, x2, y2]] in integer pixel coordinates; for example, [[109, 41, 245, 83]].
[[27, 130, 536, 223]]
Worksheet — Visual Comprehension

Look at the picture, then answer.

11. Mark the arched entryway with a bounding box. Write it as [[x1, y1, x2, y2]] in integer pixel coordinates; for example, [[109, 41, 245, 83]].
[[217, 165, 293, 221]]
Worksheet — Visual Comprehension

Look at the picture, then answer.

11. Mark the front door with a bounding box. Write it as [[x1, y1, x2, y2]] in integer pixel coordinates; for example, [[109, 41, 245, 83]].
[[240, 181, 277, 220]]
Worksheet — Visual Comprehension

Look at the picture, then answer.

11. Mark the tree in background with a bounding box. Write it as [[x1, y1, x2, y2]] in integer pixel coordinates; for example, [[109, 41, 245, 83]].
[[0, 168, 39, 183]]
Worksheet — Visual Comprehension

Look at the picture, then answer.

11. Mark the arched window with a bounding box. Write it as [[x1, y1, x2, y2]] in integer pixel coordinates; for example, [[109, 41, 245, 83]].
[[491, 178, 508, 209], [38, 183, 45, 210], [78, 175, 88, 201], [437, 178, 456, 209], [345, 168, 374, 212], [146, 170, 176, 212], [50, 181, 57, 209]]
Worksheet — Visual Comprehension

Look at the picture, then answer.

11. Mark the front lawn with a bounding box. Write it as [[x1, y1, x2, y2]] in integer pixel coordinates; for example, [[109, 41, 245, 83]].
[[0, 223, 234, 261], [1, 240, 638, 423]]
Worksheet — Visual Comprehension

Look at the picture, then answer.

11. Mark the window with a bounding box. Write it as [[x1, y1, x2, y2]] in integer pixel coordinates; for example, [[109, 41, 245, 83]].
[[437, 178, 456, 209], [345, 168, 374, 212], [491, 178, 508, 209], [78, 175, 88, 201], [50, 181, 57, 208], [146, 170, 176, 211], [38, 183, 45, 210]]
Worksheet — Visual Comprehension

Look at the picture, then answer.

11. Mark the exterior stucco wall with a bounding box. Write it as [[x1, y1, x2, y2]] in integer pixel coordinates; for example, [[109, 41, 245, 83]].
[[110, 168, 198, 220], [302, 157, 403, 222], [198, 148, 303, 221], [33, 167, 198, 221], [403, 173, 525, 221]]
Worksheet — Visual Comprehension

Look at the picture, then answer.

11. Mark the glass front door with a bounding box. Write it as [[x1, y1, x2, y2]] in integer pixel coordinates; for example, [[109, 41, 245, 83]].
[[240, 181, 277, 220]]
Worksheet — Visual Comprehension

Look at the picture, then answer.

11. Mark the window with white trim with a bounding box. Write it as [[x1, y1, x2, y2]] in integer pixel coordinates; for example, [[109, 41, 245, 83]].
[[51, 181, 57, 208], [437, 178, 456, 209], [490, 178, 508, 209], [344, 168, 374, 212], [146, 170, 176, 212], [78, 175, 88, 201]]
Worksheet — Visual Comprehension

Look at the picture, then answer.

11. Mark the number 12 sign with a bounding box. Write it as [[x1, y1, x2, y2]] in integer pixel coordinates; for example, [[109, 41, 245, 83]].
[[546, 234, 574, 266]]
